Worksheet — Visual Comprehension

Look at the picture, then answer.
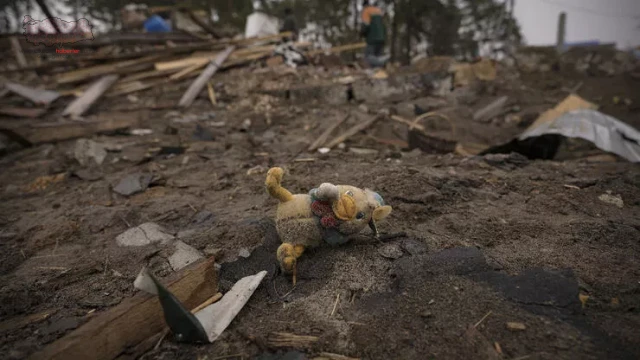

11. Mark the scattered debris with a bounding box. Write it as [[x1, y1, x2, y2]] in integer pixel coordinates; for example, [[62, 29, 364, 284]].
[[268, 332, 319, 349], [24, 173, 66, 193], [247, 165, 266, 175], [308, 114, 350, 151], [349, 147, 379, 156], [518, 109, 640, 163], [5, 82, 60, 105], [238, 248, 252, 258], [193, 124, 215, 141], [179, 46, 235, 108], [473, 96, 509, 122], [506, 322, 527, 331], [0, 107, 46, 118], [29, 260, 217, 360], [169, 240, 205, 271], [116, 222, 174, 247], [191, 270, 267, 342], [378, 243, 404, 259], [598, 192, 624, 208], [130, 128, 153, 136], [112, 173, 154, 196], [324, 114, 381, 149], [62, 75, 120, 117], [74, 139, 107, 166]]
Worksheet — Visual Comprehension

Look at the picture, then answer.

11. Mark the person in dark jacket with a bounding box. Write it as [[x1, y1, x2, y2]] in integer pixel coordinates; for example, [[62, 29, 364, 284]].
[[280, 8, 298, 42], [360, 0, 387, 67]]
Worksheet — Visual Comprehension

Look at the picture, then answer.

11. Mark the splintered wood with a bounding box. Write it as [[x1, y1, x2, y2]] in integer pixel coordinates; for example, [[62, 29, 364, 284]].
[[324, 113, 381, 149], [308, 114, 350, 151], [28, 259, 218, 360], [179, 46, 235, 108], [268, 332, 319, 349], [63, 75, 120, 117]]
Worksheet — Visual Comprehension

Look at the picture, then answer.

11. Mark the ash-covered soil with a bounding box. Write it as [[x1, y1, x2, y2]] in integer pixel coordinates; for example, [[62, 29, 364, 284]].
[[0, 64, 639, 360]]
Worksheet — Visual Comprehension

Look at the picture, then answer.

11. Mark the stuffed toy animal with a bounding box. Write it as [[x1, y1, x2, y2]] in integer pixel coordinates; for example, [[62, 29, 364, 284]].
[[265, 167, 392, 285]]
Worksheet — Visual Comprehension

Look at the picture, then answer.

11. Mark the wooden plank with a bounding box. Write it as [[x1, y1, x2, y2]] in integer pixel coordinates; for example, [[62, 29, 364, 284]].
[[116, 292, 223, 360], [324, 113, 381, 149], [390, 115, 427, 132], [169, 62, 206, 80], [106, 79, 166, 98], [28, 258, 217, 360], [120, 68, 175, 83], [0, 107, 46, 118], [308, 114, 350, 151], [306, 42, 366, 57], [5, 82, 60, 105], [10, 36, 28, 68], [3, 114, 140, 144], [63, 75, 119, 117], [179, 46, 235, 108], [56, 54, 164, 84]]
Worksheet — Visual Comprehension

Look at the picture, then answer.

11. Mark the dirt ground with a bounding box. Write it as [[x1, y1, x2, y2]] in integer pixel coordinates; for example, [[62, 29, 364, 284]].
[[1, 59, 639, 360]]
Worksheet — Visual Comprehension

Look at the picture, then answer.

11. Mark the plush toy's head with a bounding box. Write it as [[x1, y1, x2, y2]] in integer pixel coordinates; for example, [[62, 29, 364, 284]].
[[317, 183, 392, 235]]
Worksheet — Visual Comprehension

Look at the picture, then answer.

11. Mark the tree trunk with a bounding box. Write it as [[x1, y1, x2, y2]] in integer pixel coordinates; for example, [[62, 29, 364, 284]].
[[390, 0, 398, 63]]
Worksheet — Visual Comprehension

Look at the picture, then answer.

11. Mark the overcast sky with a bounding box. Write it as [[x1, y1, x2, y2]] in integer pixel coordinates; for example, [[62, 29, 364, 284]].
[[514, 0, 640, 48]]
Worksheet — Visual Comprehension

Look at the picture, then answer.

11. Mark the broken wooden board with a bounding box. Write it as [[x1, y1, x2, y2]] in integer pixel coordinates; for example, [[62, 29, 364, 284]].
[[2, 114, 139, 144], [62, 75, 119, 117], [0, 107, 46, 118], [308, 114, 350, 151], [306, 42, 366, 57], [56, 54, 164, 84], [28, 258, 217, 360], [408, 128, 457, 154], [268, 332, 319, 349], [324, 113, 381, 149], [5, 82, 60, 105], [10, 36, 28, 68], [179, 46, 235, 108]]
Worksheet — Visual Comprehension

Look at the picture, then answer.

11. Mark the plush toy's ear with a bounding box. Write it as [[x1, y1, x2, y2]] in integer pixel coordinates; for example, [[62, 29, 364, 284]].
[[372, 205, 392, 222]]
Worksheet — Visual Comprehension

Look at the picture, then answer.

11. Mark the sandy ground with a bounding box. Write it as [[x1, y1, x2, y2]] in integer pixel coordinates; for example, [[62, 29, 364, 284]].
[[0, 62, 639, 360]]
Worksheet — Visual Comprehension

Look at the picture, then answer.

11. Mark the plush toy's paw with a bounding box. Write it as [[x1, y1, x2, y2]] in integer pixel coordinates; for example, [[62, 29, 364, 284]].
[[267, 167, 285, 182], [317, 183, 339, 201]]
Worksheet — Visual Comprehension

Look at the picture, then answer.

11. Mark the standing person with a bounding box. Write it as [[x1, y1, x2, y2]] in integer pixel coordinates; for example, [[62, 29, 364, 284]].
[[280, 7, 298, 42], [360, 0, 387, 68]]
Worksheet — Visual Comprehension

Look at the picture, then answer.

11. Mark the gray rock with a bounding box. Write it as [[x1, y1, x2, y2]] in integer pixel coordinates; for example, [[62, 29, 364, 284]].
[[401, 239, 428, 255], [113, 173, 153, 196], [238, 248, 251, 258], [193, 210, 214, 225], [204, 246, 224, 259], [116, 223, 174, 247], [378, 243, 404, 259], [349, 147, 379, 156], [169, 240, 204, 271], [74, 139, 107, 166]]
